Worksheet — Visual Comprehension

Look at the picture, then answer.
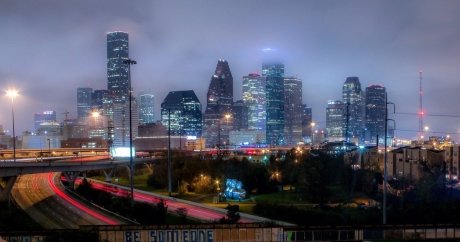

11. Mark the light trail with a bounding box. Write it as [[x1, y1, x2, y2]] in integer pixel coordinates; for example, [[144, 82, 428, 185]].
[[47, 173, 118, 225]]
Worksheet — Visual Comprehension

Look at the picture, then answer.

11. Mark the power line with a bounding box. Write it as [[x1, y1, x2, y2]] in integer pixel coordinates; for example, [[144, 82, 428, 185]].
[[394, 128, 460, 135], [394, 112, 460, 118]]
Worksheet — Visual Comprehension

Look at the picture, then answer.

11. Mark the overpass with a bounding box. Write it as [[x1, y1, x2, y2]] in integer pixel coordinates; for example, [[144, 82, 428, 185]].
[[0, 157, 158, 202]]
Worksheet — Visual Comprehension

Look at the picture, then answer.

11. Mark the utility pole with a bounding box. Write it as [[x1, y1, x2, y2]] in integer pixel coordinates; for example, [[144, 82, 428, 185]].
[[168, 109, 172, 197], [124, 58, 137, 208], [383, 93, 395, 225]]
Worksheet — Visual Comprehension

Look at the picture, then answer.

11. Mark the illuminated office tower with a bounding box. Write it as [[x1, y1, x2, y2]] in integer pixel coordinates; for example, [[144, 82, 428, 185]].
[[365, 85, 386, 144], [326, 100, 345, 142], [284, 76, 303, 145], [138, 91, 155, 125], [301, 105, 313, 143], [77, 87, 93, 121], [342, 77, 364, 143], [34, 111, 57, 132], [203, 59, 234, 147], [161, 90, 202, 137], [107, 31, 129, 104], [262, 63, 285, 146], [242, 73, 266, 131]]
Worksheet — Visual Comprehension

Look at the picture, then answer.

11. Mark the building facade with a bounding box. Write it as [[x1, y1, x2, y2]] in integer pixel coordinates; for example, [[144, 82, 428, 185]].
[[107, 31, 129, 104], [106, 31, 137, 148], [365, 85, 386, 144], [301, 105, 313, 144], [284, 76, 303, 145], [326, 100, 345, 142], [242, 73, 266, 132], [342, 77, 365, 143], [262, 63, 285, 146], [138, 91, 155, 125], [161, 90, 202, 137], [34, 111, 57, 132], [203, 59, 234, 147], [77, 87, 93, 121]]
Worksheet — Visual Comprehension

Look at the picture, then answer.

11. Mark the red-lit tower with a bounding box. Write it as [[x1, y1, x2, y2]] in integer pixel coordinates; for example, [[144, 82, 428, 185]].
[[419, 71, 424, 139]]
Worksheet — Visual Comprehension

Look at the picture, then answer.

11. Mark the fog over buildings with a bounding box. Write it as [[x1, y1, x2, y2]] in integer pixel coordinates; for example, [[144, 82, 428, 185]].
[[1, 1, 460, 141]]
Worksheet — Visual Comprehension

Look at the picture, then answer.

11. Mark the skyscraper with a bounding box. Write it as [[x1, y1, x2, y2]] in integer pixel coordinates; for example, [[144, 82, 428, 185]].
[[232, 100, 248, 131], [262, 63, 285, 146], [203, 59, 234, 147], [34, 111, 57, 132], [77, 87, 93, 121], [112, 100, 138, 148], [342, 77, 364, 143], [242, 73, 266, 131], [107, 31, 129, 104], [138, 91, 155, 125], [92, 89, 109, 110], [106, 31, 136, 148], [301, 105, 313, 143], [326, 100, 345, 142], [161, 90, 202, 137], [284, 76, 303, 145], [365, 85, 386, 144]]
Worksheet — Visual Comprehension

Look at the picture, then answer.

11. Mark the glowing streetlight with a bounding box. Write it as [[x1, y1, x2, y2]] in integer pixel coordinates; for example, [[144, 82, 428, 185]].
[[424, 126, 429, 132], [6, 89, 19, 162]]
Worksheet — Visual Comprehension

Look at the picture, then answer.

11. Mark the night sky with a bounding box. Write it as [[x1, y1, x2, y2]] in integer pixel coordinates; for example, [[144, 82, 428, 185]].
[[1, 0, 460, 141]]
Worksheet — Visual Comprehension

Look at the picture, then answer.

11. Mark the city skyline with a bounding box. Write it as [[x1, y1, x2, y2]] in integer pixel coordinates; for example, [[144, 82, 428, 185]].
[[1, 1, 460, 141]]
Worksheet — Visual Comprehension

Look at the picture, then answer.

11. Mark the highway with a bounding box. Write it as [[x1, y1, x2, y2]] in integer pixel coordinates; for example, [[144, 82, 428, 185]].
[[12, 173, 129, 229], [84, 178, 294, 226]]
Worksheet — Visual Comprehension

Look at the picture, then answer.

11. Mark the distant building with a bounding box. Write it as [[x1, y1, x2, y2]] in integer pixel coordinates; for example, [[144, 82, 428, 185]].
[[34, 111, 57, 132], [106, 31, 137, 148], [232, 100, 248, 131], [388, 146, 444, 182], [107, 31, 129, 104], [203, 59, 234, 147], [446, 145, 460, 180], [326, 100, 345, 142], [342, 77, 364, 143], [365, 85, 386, 144], [262, 63, 285, 146], [77, 87, 93, 121], [229, 130, 266, 146], [138, 121, 167, 137], [242, 73, 266, 131], [161, 90, 202, 137], [138, 91, 155, 125], [301, 105, 313, 143], [284, 76, 303, 145], [112, 100, 138, 148], [92, 89, 109, 110]]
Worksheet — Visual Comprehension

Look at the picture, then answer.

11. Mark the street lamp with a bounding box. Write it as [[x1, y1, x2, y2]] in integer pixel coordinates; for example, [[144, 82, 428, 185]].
[[124, 58, 137, 207], [6, 89, 18, 162]]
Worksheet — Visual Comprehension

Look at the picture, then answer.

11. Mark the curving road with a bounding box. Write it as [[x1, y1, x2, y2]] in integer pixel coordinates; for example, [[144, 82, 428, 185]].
[[12, 172, 127, 229], [85, 178, 294, 226]]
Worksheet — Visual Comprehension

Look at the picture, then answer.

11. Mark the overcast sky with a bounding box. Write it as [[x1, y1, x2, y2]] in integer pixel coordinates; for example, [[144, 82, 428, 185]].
[[1, 0, 460, 141]]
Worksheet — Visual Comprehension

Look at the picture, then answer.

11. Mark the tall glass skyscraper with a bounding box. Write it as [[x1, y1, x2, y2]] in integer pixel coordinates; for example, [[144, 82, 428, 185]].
[[284, 76, 303, 145], [107, 31, 129, 104], [326, 100, 345, 142], [262, 63, 285, 146], [365, 85, 386, 144], [301, 105, 313, 143], [203, 59, 234, 147], [138, 91, 155, 125], [77, 87, 93, 121], [106, 31, 137, 147], [161, 90, 202, 137], [342, 76, 364, 143], [242, 73, 266, 131]]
